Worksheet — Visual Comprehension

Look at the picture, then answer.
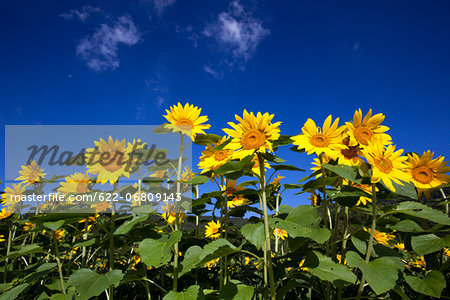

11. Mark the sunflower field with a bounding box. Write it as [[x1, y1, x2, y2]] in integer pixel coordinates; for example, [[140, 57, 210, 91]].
[[1, 103, 450, 300]]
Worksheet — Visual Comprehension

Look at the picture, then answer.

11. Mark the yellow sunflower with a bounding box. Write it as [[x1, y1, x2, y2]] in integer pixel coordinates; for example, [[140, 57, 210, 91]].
[[342, 179, 377, 206], [364, 228, 395, 246], [2, 183, 25, 209], [58, 172, 91, 195], [346, 109, 392, 147], [273, 228, 288, 240], [311, 155, 331, 178], [225, 180, 249, 208], [270, 175, 285, 188], [363, 142, 410, 192], [292, 115, 346, 160], [161, 203, 186, 224], [55, 228, 66, 240], [16, 160, 45, 186], [223, 110, 281, 160], [163, 102, 211, 140], [251, 154, 271, 176], [205, 220, 221, 239], [85, 136, 131, 185], [308, 191, 320, 207], [0, 235, 5, 242], [0, 208, 14, 220], [198, 137, 234, 173], [406, 151, 450, 190], [126, 138, 147, 168]]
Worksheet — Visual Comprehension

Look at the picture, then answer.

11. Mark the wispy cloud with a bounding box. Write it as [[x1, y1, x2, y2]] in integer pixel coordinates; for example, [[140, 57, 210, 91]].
[[203, 1, 270, 67], [203, 64, 222, 79], [59, 5, 101, 22], [76, 16, 141, 72], [144, 66, 171, 107], [144, 0, 176, 16]]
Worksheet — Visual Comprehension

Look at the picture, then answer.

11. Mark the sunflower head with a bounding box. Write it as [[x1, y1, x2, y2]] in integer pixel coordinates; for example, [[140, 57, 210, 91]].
[[292, 115, 346, 160], [406, 151, 450, 191], [163, 103, 211, 140], [225, 180, 249, 208], [16, 161, 45, 186], [85, 136, 131, 185], [2, 183, 25, 211], [58, 172, 91, 195], [205, 220, 221, 239], [273, 228, 288, 240], [345, 109, 392, 147], [198, 137, 234, 174], [223, 110, 281, 160], [363, 142, 410, 192]]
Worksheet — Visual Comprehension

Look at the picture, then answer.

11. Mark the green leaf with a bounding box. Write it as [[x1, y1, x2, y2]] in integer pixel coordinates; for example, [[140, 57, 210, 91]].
[[273, 205, 330, 243], [190, 175, 210, 185], [73, 239, 96, 248], [215, 155, 254, 175], [49, 289, 76, 300], [240, 223, 265, 250], [138, 231, 182, 268], [219, 282, 254, 300], [180, 239, 239, 277], [394, 202, 450, 225], [322, 163, 362, 183], [346, 251, 399, 295], [67, 269, 123, 300], [0, 283, 29, 300], [6, 244, 43, 258], [194, 134, 222, 145], [163, 285, 204, 300], [43, 220, 65, 231], [273, 135, 293, 148], [411, 234, 450, 256], [303, 176, 338, 191], [404, 271, 446, 298], [383, 180, 417, 200], [326, 185, 371, 207], [390, 220, 423, 233], [271, 164, 304, 172], [306, 251, 357, 286], [114, 215, 147, 235]]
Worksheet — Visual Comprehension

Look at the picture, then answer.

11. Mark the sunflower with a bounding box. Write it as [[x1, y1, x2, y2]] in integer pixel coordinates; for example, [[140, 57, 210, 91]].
[[364, 228, 395, 246], [55, 228, 66, 240], [16, 160, 45, 186], [406, 151, 450, 191], [342, 180, 377, 206], [126, 138, 147, 169], [225, 180, 249, 208], [310, 155, 332, 178], [0, 235, 5, 242], [363, 142, 410, 192], [0, 208, 14, 220], [163, 103, 211, 140], [270, 175, 285, 188], [58, 172, 91, 195], [337, 137, 364, 167], [346, 109, 392, 147], [198, 137, 234, 173], [2, 183, 25, 209], [23, 222, 35, 231], [161, 203, 186, 224], [205, 220, 221, 239], [292, 115, 346, 160], [273, 228, 288, 240], [223, 110, 281, 160], [85, 137, 131, 185], [181, 166, 194, 183], [90, 201, 111, 213], [308, 191, 320, 207], [337, 254, 348, 265], [395, 243, 405, 250]]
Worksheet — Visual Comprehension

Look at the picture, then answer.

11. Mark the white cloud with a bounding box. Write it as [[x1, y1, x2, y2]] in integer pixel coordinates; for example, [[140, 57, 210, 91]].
[[203, 64, 222, 79], [204, 0, 269, 65], [145, 0, 176, 15], [59, 5, 101, 22], [76, 16, 141, 72]]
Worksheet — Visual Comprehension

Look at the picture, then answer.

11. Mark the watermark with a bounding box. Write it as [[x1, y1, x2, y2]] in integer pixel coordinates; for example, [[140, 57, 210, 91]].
[[4, 125, 192, 214]]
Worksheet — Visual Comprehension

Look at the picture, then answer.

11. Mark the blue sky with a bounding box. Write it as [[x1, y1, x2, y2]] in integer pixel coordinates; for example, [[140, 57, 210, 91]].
[[1, 0, 450, 206]]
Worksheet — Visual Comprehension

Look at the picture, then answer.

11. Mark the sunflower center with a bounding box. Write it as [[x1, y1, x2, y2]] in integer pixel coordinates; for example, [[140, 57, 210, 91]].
[[103, 151, 124, 172], [354, 126, 373, 145], [341, 145, 359, 159], [374, 157, 393, 173], [241, 129, 266, 150], [309, 133, 330, 148], [412, 165, 434, 184], [76, 181, 89, 194], [214, 150, 228, 161], [176, 119, 194, 130]]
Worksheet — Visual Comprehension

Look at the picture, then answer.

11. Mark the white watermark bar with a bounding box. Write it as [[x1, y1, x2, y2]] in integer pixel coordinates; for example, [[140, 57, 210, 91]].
[[4, 125, 192, 214]]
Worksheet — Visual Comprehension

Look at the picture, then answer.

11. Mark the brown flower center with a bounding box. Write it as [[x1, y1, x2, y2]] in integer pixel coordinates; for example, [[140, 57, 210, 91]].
[[374, 157, 393, 173], [176, 119, 194, 130], [341, 145, 359, 159], [102, 150, 124, 172], [241, 129, 266, 150], [214, 150, 229, 161], [309, 133, 330, 148], [76, 181, 89, 194], [354, 126, 373, 145], [412, 165, 434, 184]]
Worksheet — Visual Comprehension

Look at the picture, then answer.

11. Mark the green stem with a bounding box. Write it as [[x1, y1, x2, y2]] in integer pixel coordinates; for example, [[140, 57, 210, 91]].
[[356, 183, 377, 300], [109, 182, 118, 300], [3, 226, 13, 283], [258, 153, 276, 300], [173, 133, 184, 292], [337, 206, 349, 300], [53, 232, 66, 294]]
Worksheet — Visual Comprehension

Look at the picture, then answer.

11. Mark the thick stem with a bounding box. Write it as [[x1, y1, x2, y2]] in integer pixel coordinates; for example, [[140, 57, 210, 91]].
[[172, 133, 184, 292], [108, 182, 118, 300], [54, 232, 66, 294], [3, 226, 13, 283], [258, 153, 276, 300], [337, 206, 349, 300], [356, 183, 377, 300]]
